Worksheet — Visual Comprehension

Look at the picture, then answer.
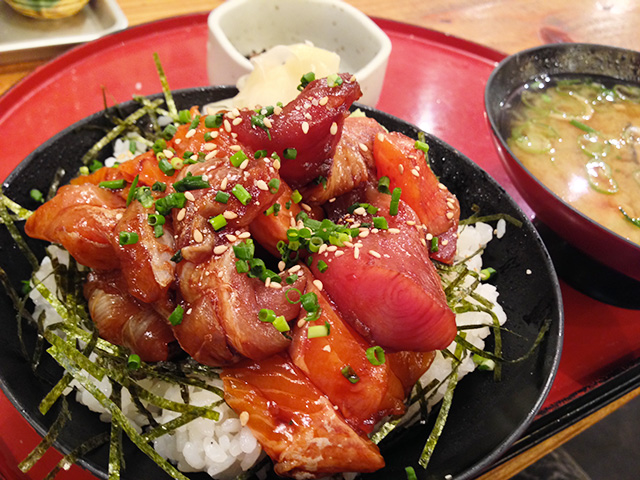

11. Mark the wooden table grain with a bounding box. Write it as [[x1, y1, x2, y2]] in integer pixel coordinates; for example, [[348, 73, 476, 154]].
[[1, 1, 639, 478]]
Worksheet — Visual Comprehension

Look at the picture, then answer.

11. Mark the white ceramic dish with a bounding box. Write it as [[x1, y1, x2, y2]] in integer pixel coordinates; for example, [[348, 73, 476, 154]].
[[207, 0, 391, 106]]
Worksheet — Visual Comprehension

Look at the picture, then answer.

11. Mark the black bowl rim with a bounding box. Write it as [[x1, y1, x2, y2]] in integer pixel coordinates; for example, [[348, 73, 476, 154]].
[[0, 85, 564, 480], [484, 42, 640, 270]]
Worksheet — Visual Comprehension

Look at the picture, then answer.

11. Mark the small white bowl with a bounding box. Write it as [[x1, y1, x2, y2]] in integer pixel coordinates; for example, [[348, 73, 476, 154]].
[[207, 0, 391, 106]]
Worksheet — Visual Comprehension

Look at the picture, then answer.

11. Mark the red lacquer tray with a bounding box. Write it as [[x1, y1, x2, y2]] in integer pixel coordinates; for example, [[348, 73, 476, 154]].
[[0, 13, 638, 480]]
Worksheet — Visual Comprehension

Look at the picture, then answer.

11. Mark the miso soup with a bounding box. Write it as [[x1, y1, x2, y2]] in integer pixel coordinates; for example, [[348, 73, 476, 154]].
[[503, 75, 640, 246]]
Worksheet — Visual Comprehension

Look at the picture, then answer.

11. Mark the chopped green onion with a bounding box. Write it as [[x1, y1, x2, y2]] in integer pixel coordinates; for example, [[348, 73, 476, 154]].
[[272, 315, 290, 332], [283, 148, 297, 159], [168, 305, 184, 326], [285, 274, 298, 285], [127, 354, 141, 370], [209, 214, 227, 231], [147, 214, 165, 227], [365, 346, 386, 365], [373, 216, 388, 230], [480, 267, 497, 281], [231, 184, 252, 205], [414, 140, 430, 155], [89, 159, 103, 172], [118, 231, 139, 245], [307, 323, 330, 338], [99, 179, 126, 190], [151, 138, 167, 154], [170, 157, 184, 170], [390, 187, 402, 215], [178, 109, 192, 124], [300, 292, 319, 313], [472, 353, 496, 371], [430, 236, 439, 252], [215, 191, 230, 204], [126, 175, 140, 206], [268, 178, 280, 194], [254, 149, 267, 159], [378, 176, 391, 194], [235, 260, 249, 273], [29, 189, 44, 203], [317, 260, 328, 273], [341, 365, 360, 384], [155, 192, 186, 215], [170, 250, 183, 263], [205, 113, 223, 129], [230, 150, 248, 168], [158, 157, 175, 176], [136, 186, 155, 208], [152, 181, 167, 192], [173, 174, 210, 192], [298, 72, 316, 91], [405, 466, 418, 480], [285, 287, 301, 304], [233, 239, 255, 261], [161, 124, 177, 140], [189, 115, 201, 130], [327, 73, 343, 87], [291, 190, 302, 204], [258, 308, 276, 323]]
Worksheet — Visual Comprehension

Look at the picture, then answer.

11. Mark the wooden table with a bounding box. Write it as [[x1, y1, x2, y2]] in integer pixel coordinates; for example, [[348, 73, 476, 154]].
[[1, 1, 639, 479]]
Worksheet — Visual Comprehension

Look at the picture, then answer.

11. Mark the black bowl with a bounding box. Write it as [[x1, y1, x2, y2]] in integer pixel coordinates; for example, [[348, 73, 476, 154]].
[[0, 86, 563, 480], [485, 42, 640, 283]]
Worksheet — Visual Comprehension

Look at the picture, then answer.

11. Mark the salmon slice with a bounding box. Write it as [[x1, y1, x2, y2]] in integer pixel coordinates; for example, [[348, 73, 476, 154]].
[[289, 278, 407, 435], [221, 354, 385, 479], [25, 184, 125, 270], [373, 131, 460, 264]]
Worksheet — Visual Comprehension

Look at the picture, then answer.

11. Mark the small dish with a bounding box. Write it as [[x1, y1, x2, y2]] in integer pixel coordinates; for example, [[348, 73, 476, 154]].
[[485, 43, 640, 282], [206, 0, 391, 106]]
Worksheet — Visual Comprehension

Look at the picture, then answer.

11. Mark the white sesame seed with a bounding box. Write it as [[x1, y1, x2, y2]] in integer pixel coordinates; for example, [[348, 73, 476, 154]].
[[353, 207, 367, 216], [446, 211, 454, 219], [163, 149, 174, 159], [186, 308, 193, 315], [255, 180, 269, 191], [176, 208, 186, 221], [174, 138, 182, 145], [328, 197, 336, 203], [304, 112, 312, 120], [426, 233, 433, 240], [274, 105, 283, 115], [297, 319, 306, 328], [240, 411, 250, 426], [185, 129, 196, 139], [438, 183, 447, 190], [301, 203, 312, 212], [278, 261, 286, 271], [263, 117, 273, 129], [193, 229, 204, 243], [344, 241, 354, 248], [421, 238, 427, 246], [327, 245, 338, 252], [406, 220, 416, 226], [230, 145, 242, 151], [353, 246, 360, 259], [224, 119, 232, 132], [205, 151, 217, 160], [184, 191, 195, 201], [377, 133, 385, 142], [319, 244, 328, 254], [359, 230, 370, 238], [223, 211, 238, 220], [330, 122, 338, 135], [442, 239, 449, 246], [289, 265, 301, 273], [214, 245, 228, 255], [204, 143, 216, 151], [399, 164, 405, 174], [238, 231, 251, 239], [349, 74, 356, 83], [334, 250, 345, 257], [322, 345, 331, 352], [388, 228, 401, 234], [313, 279, 323, 291], [231, 108, 240, 117], [226, 234, 237, 242], [265, 277, 271, 287], [220, 177, 228, 190], [273, 159, 281, 170], [369, 250, 382, 258], [411, 168, 420, 177], [319, 96, 329, 106], [239, 159, 249, 170], [302, 121, 310, 134], [232, 117, 243, 126], [270, 282, 282, 289], [115, 213, 123, 220], [359, 143, 368, 152], [209, 131, 220, 139]]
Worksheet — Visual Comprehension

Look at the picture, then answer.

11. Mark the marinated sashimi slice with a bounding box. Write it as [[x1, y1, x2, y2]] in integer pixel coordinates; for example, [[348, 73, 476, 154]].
[[232, 73, 363, 188], [373, 131, 460, 264], [312, 189, 456, 352], [289, 279, 406, 435], [221, 354, 385, 479], [386, 351, 437, 396], [25, 184, 125, 270], [173, 240, 307, 366], [84, 271, 176, 362], [300, 116, 384, 204], [109, 201, 175, 304]]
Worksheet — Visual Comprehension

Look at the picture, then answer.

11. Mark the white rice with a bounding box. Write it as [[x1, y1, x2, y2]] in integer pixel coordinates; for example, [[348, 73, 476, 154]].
[[28, 221, 506, 478]]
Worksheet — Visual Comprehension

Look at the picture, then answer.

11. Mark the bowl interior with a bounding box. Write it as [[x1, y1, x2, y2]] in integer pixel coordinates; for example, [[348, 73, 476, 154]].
[[485, 42, 640, 282], [0, 87, 562, 480]]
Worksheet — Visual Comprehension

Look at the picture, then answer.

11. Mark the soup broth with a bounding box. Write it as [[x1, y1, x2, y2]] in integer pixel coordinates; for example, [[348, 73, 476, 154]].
[[504, 75, 640, 246]]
